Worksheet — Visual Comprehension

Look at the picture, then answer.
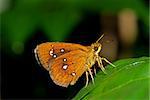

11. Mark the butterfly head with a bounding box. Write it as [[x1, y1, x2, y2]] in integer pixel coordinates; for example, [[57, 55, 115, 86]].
[[91, 34, 104, 55], [91, 43, 102, 55]]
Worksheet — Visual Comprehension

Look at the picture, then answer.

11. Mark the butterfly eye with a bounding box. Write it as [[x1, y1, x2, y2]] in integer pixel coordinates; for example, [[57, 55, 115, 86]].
[[94, 47, 98, 51]]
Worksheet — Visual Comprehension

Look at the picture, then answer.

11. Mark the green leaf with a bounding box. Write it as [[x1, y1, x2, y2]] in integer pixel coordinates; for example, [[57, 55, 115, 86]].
[[73, 57, 149, 100], [1, 0, 148, 53], [41, 10, 81, 41], [1, 11, 37, 54]]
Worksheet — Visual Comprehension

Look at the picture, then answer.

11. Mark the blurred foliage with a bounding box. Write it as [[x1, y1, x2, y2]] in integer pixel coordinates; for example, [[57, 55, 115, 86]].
[[1, 0, 149, 54], [73, 57, 149, 100]]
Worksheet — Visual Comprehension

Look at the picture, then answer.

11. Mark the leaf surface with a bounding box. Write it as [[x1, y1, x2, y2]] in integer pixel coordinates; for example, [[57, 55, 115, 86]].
[[74, 57, 150, 100]]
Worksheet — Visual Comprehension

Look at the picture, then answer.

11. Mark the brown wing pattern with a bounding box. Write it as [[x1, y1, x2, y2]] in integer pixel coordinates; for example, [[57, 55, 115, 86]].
[[34, 42, 88, 71], [49, 50, 87, 87]]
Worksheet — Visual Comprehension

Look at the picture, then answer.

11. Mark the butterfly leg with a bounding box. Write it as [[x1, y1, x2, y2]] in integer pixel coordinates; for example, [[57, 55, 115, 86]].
[[101, 57, 116, 67], [97, 57, 107, 74], [93, 66, 96, 76], [85, 71, 89, 88], [87, 67, 95, 84]]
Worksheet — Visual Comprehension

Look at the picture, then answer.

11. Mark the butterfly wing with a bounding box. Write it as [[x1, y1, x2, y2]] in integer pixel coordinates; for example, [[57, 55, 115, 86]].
[[34, 42, 89, 87], [34, 42, 88, 71], [49, 50, 87, 87]]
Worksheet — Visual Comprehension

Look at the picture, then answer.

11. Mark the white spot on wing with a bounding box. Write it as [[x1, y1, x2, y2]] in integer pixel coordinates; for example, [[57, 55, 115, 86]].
[[49, 49, 54, 56], [62, 64, 68, 70], [63, 58, 67, 62], [53, 54, 57, 58], [60, 48, 65, 52], [71, 72, 76, 76]]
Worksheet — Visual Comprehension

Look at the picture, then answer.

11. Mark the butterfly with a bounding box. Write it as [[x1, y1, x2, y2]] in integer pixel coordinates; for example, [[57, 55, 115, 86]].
[[34, 34, 116, 87]]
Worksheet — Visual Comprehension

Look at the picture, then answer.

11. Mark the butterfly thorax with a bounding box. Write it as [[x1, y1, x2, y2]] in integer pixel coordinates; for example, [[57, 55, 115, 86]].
[[85, 43, 102, 68]]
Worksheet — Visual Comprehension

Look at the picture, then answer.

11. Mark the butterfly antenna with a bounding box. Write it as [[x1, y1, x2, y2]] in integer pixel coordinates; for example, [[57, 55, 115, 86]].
[[96, 34, 104, 43]]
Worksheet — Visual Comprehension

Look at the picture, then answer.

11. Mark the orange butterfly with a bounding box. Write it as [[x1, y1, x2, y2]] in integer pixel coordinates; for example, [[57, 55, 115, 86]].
[[34, 35, 115, 87]]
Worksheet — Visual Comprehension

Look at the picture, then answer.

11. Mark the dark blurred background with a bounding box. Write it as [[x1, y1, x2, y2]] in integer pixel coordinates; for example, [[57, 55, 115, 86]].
[[1, 0, 149, 99]]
